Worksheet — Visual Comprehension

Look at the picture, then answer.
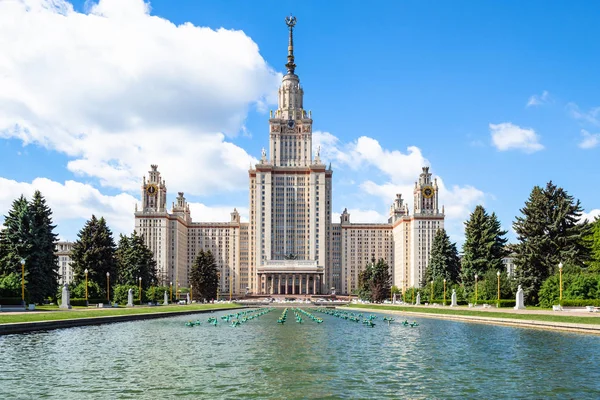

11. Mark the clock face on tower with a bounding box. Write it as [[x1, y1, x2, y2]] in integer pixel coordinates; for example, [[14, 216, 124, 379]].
[[146, 184, 158, 196], [422, 186, 434, 199]]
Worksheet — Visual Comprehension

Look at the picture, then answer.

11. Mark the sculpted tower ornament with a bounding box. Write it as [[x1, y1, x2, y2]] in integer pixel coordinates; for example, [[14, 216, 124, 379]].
[[285, 15, 297, 74]]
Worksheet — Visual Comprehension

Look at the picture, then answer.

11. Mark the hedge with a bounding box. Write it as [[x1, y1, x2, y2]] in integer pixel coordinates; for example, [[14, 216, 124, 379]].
[[0, 297, 24, 305], [560, 299, 600, 307]]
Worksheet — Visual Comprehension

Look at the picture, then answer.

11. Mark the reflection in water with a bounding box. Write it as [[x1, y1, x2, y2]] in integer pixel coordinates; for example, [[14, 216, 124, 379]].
[[1, 309, 600, 399]]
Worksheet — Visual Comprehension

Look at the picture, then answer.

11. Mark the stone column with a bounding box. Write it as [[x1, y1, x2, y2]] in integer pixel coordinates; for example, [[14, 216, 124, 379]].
[[284, 275, 288, 295], [299, 275, 303, 295], [277, 275, 280, 295], [313, 275, 316, 295], [292, 274, 296, 295], [270, 274, 274, 295]]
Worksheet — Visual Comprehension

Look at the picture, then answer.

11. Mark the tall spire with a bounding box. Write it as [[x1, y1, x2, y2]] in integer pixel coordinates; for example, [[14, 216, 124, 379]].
[[285, 14, 297, 74]]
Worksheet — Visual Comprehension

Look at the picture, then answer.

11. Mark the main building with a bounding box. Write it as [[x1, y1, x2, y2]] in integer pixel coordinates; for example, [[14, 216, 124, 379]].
[[134, 17, 444, 297]]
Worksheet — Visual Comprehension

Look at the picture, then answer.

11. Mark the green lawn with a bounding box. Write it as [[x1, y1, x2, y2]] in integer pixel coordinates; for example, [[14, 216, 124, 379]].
[[347, 304, 600, 325], [0, 303, 241, 324]]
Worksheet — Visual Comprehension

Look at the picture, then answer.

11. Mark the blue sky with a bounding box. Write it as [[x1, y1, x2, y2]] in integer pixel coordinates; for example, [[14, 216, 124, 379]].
[[0, 0, 599, 246]]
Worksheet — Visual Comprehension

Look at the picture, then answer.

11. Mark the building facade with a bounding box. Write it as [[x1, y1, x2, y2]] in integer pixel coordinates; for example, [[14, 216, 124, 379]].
[[55, 241, 75, 285], [134, 17, 445, 296]]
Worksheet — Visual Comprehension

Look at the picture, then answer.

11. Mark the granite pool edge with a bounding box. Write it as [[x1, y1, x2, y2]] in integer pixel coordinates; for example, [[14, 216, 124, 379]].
[[337, 306, 600, 335], [0, 306, 244, 335]]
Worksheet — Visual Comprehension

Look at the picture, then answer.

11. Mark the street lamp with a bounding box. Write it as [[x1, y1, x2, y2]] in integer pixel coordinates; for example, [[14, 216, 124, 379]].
[[170, 281, 173, 302], [138, 277, 142, 304], [497, 271, 501, 305], [177, 282, 180, 303], [20, 259, 26, 306], [106, 272, 110, 303], [430, 280, 434, 303], [229, 275, 233, 301], [217, 272, 221, 301], [474, 274, 478, 305], [84, 269, 89, 306], [190, 284, 193, 303], [558, 262, 563, 304], [443, 279, 446, 306]]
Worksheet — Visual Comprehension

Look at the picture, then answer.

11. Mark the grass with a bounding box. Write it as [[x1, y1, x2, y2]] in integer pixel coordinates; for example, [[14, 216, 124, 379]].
[[0, 303, 241, 324], [347, 304, 600, 325]]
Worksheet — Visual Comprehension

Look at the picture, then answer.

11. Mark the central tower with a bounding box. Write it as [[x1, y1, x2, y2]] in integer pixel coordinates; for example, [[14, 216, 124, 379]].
[[249, 16, 332, 296], [269, 15, 313, 167]]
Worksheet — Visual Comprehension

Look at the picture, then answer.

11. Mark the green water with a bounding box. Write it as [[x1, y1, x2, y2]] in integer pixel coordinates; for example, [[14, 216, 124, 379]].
[[1, 308, 599, 399]]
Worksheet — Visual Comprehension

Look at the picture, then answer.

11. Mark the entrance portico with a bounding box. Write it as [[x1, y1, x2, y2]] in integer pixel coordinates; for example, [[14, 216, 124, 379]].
[[258, 260, 324, 295]]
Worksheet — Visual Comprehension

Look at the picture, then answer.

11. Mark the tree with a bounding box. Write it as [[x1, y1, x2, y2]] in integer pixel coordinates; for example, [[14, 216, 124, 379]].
[[70, 215, 117, 294], [585, 217, 600, 272], [357, 259, 374, 301], [513, 182, 591, 305], [477, 270, 512, 302], [0, 196, 32, 279], [115, 231, 157, 290], [424, 229, 460, 285], [27, 191, 59, 302], [369, 258, 392, 303], [0, 192, 60, 303], [189, 250, 218, 301], [461, 205, 508, 291], [356, 255, 391, 302]]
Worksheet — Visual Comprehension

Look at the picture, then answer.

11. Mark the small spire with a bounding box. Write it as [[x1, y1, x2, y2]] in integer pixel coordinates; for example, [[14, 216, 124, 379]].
[[284, 14, 297, 74]]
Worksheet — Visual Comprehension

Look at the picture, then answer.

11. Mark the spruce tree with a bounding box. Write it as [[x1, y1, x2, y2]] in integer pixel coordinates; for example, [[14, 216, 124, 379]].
[[27, 191, 59, 302], [190, 250, 218, 301], [461, 205, 508, 291], [357, 255, 375, 300], [513, 181, 591, 304], [116, 231, 157, 289], [0, 196, 32, 277], [0, 196, 32, 299], [369, 258, 392, 303], [424, 228, 460, 284], [70, 215, 117, 291]]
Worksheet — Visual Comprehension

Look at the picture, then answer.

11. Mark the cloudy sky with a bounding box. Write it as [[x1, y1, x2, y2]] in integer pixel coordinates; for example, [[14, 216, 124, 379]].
[[1, 0, 599, 246]]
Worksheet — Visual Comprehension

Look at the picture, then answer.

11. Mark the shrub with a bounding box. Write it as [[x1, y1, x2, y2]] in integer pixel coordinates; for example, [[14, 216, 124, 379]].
[[70, 280, 104, 299], [0, 273, 22, 298], [560, 299, 600, 307], [70, 298, 89, 307], [0, 297, 23, 305], [538, 273, 600, 307], [146, 286, 170, 303], [112, 284, 140, 305]]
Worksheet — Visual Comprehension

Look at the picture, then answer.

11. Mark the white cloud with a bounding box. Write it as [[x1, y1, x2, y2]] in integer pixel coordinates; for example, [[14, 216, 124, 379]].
[[315, 132, 485, 242], [580, 209, 600, 223], [0, 176, 251, 240], [490, 122, 544, 153], [187, 203, 249, 223], [331, 209, 389, 224], [567, 103, 600, 126], [0, 176, 136, 237], [526, 90, 550, 107], [0, 0, 280, 195], [313, 131, 427, 183], [578, 129, 600, 149]]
